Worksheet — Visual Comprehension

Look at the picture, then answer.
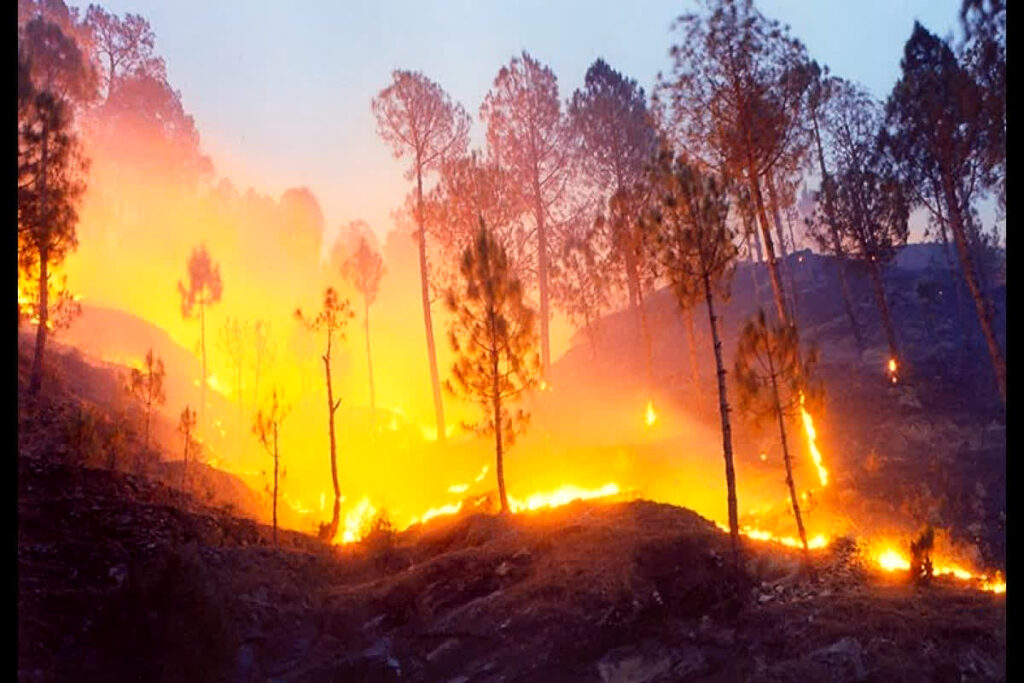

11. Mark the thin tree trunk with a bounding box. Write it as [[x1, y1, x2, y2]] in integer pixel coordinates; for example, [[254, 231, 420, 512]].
[[30, 247, 49, 395], [867, 258, 900, 367], [144, 404, 150, 451], [637, 284, 655, 389], [812, 116, 864, 353], [416, 166, 447, 441], [492, 334, 509, 515], [364, 296, 376, 416], [766, 351, 810, 564], [942, 179, 1005, 403], [323, 332, 342, 541], [200, 300, 207, 441], [704, 275, 740, 569], [272, 423, 279, 546], [766, 172, 798, 318], [29, 115, 50, 396], [533, 180, 551, 376], [684, 307, 703, 409], [746, 168, 789, 326]]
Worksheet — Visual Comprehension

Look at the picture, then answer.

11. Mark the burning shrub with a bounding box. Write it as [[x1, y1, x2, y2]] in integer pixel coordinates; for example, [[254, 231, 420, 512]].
[[909, 526, 935, 586]]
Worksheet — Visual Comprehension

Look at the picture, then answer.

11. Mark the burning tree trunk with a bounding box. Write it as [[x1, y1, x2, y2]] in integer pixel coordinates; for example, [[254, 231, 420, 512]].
[[867, 258, 900, 369], [766, 345, 810, 564], [735, 310, 819, 568]]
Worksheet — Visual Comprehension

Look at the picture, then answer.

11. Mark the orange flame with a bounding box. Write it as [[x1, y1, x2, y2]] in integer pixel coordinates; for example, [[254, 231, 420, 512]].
[[798, 392, 828, 487], [509, 483, 620, 513], [644, 401, 657, 427], [873, 545, 1005, 593], [339, 497, 377, 544]]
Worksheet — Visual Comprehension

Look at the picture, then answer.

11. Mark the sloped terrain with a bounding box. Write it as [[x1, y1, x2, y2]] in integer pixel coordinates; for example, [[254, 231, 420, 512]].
[[17, 453, 1005, 682]]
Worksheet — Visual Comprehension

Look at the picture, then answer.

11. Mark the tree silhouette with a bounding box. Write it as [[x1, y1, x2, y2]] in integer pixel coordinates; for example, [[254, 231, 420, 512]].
[[960, 0, 1005, 212], [802, 62, 865, 354], [569, 59, 659, 374], [178, 243, 222, 439], [219, 317, 249, 454], [734, 309, 820, 565], [126, 348, 166, 451], [808, 81, 909, 373], [657, 0, 811, 327], [296, 288, 354, 542], [549, 232, 609, 359], [647, 150, 741, 568], [883, 22, 1004, 403], [84, 5, 164, 101], [445, 221, 540, 515], [249, 319, 273, 409], [19, 29, 89, 395], [373, 69, 470, 443], [253, 388, 290, 546], [481, 51, 571, 377], [337, 226, 385, 416], [178, 405, 197, 488]]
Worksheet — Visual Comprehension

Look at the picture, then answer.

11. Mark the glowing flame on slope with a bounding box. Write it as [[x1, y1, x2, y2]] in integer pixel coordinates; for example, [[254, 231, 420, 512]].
[[888, 358, 898, 384], [509, 483, 620, 513], [716, 522, 829, 550], [873, 546, 1005, 593], [645, 401, 657, 427], [415, 501, 464, 526], [340, 497, 377, 544], [798, 392, 828, 487]]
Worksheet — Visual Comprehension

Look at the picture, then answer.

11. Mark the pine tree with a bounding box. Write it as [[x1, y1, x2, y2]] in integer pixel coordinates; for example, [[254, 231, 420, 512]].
[[445, 221, 540, 515]]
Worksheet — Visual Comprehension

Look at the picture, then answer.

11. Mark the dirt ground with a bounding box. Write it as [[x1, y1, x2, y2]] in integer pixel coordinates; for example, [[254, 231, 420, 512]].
[[18, 453, 1005, 682]]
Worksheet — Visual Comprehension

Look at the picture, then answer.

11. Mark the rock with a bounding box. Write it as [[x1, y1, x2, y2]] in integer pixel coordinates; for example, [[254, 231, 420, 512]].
[[597, 648, 672, 683], [808, 636, 866, 682]]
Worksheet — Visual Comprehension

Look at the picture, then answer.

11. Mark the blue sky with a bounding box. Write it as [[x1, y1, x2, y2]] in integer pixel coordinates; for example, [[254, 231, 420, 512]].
[[73, 1, 977, 245]]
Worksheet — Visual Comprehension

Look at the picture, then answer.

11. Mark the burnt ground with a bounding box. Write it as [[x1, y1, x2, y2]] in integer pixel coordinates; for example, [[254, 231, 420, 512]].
[[18, 453, 1005, 682]]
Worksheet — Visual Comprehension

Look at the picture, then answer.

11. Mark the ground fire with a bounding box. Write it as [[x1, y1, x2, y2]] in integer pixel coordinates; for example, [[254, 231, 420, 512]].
[[18, 0, 1005, 679]]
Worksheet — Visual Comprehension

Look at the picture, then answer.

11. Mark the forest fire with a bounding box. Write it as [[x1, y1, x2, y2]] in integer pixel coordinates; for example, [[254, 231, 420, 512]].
[[873, 545, 1006, 593], [718, 522, 830, 550], [798, 392, 828, 487], [888, 358, 899, 383], [644, 400, 657, 427], [509, 483, 621, 513]]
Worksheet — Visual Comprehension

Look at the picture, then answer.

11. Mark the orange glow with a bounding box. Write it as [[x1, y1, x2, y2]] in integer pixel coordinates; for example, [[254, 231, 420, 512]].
[[873, 544, 1006, 593], [508, 483, 620, 513], [798, 392, 828, 487], [414, 501, 464, 526], [716, 522, 829, 550], [340, 497, 377, 544], [644, 400, 657, 427]]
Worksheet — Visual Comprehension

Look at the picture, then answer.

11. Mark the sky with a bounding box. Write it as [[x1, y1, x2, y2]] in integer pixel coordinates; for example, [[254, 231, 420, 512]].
[[71, 1, 976, 247]]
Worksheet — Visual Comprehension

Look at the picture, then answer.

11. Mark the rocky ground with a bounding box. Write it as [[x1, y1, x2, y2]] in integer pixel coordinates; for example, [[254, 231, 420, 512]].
[[18, 453, 1005, 682]]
